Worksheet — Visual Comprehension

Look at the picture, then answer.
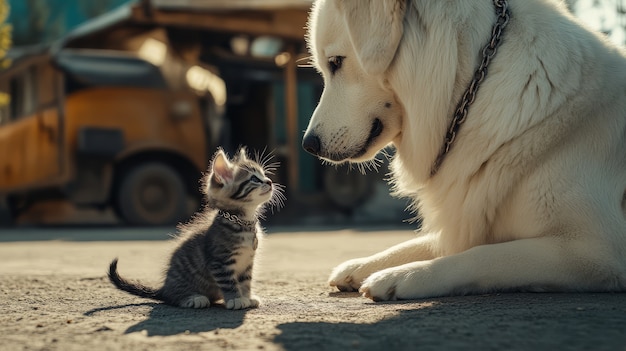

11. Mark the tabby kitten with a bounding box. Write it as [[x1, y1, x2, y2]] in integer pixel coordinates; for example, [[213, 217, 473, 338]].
[[108, 147, 283, 310]]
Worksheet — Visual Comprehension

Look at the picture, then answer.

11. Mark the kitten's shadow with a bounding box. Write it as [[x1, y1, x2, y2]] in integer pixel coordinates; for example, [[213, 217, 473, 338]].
[[85, 302, 246, 336]]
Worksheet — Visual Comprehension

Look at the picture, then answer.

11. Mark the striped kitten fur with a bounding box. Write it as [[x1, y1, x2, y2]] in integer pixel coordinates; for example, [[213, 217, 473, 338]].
[[108, 147, 284, 310]]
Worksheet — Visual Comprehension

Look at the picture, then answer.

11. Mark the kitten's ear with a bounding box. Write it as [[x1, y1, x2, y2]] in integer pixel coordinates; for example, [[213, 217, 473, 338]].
[[238, 147, 248, 161], [212, 150, 233, 185]]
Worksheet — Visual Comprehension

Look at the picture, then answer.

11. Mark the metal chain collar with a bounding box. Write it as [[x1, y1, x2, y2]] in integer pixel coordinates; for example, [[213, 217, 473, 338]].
[[218, 210, 257, 232], [430, 0, 510, 176]]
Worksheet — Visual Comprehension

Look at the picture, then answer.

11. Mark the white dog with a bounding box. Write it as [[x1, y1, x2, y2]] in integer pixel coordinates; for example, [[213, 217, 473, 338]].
[[302, 0, 626, 301]]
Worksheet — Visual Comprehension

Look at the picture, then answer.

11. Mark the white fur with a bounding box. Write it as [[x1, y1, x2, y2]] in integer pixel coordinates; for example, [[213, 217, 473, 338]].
[[226, 296, 260, 310], [305, 0, 626, 300], [181, 294, 210, 309]]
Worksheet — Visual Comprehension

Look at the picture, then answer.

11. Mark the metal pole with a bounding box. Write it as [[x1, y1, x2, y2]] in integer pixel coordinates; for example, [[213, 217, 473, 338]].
[[284, 43, 299, 192]]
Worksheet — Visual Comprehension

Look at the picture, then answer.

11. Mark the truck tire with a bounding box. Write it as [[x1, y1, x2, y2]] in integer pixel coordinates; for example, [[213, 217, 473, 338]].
[[323, 165, 374, 209], [115, 162, 188, 226], [0, 197, 13, 227]]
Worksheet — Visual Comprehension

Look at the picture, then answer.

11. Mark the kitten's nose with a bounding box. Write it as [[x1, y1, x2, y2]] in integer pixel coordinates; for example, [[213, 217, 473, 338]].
[[265, 179, 272, 185], [302, 134, 321, 156]]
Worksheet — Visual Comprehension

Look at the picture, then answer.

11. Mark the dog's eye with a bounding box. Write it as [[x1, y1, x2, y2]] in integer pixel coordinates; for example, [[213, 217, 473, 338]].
[[328, 56, 344, 74]]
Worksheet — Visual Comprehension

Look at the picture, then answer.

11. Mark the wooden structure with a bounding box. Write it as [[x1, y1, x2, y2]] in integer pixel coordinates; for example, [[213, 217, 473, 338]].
[[136, 0, 311, 40]]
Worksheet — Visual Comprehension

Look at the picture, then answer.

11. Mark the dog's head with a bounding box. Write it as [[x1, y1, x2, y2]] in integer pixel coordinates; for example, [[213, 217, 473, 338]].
[[302, 0, 406, 163]]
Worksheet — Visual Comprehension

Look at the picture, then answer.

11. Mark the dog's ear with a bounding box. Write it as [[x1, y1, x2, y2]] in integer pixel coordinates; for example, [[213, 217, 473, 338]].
[[338, 0, 405, 75]]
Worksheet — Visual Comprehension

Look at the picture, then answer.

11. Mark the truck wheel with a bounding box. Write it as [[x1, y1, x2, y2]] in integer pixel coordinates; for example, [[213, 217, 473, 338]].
[[323, 165, 374, 209], [0, 197, 14, 227], [116, 162, 188, 226]]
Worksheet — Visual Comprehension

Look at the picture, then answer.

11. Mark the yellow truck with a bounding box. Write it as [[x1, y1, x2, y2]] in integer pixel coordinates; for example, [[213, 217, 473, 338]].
[[0, 1, 346, 226], [0, 45, 219, 225]]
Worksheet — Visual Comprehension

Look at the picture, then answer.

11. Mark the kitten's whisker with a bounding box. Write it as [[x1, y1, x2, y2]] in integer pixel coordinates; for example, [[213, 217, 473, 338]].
[[268, 183, 287, 212], [264, 161, 280, 175]]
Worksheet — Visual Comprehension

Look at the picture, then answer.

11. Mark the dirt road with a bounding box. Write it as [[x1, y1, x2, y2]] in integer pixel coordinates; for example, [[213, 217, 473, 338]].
[[0, 227, 625, 351]]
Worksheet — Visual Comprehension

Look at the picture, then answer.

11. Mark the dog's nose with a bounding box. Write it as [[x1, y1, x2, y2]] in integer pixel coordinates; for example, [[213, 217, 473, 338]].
[[302, 134, 321, 156]]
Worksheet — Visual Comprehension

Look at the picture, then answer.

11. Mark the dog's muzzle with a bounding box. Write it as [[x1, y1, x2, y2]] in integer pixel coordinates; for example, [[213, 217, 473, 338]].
[[302, 134, 322, 156], [302, 118, 384, 161]]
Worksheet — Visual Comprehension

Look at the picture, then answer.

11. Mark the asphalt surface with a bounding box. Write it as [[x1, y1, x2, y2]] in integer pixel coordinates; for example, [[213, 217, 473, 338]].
[[0, 226, 625, 351]]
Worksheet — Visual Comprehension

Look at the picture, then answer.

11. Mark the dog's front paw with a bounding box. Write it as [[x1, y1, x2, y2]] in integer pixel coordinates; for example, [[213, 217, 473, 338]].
[[328, 257, 373, 292], [360, 262, 439, 301], [359, 269, 401, 301], [226, 297, 253, 310]]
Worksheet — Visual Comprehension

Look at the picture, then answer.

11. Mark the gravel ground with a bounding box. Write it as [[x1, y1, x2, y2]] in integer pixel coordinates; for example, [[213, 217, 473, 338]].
[[1, 227, 625, 351]]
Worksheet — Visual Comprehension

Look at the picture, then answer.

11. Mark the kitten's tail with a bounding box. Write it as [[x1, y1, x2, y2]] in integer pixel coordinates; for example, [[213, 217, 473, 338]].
[[108, 258, 163, 301]]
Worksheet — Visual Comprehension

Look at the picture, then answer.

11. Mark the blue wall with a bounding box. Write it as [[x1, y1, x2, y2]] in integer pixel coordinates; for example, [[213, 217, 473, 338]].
[[8, 0, 132, 45]]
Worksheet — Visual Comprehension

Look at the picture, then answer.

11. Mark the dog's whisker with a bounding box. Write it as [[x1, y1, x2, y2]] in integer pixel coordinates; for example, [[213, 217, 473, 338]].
[[296, 55, 313, 64]]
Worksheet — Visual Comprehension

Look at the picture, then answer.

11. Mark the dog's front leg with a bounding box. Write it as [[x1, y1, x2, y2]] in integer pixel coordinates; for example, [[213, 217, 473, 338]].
[[359, 236, 620, 301], [329, 233, 438, 291]]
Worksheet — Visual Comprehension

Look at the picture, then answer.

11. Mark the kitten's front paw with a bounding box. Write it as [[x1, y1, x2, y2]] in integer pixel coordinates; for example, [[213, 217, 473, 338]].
[[328, 257, 373, 292], [249, 295, 261, 308], [181, 295, 210, 308], [226, 297, 254, 310]]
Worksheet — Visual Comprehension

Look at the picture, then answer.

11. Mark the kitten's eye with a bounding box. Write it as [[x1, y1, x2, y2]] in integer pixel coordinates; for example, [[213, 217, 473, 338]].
[[250, 175, 262, 183], [328, 56, 344, 74]]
